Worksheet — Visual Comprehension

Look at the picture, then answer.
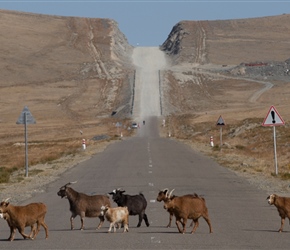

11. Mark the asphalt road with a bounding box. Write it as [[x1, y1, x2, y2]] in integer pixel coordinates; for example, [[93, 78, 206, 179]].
[[0, 117, 289, 249]]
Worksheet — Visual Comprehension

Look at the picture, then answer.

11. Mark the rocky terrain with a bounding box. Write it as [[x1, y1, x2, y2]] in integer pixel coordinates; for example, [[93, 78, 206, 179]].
[[1, 10, 290, 202]]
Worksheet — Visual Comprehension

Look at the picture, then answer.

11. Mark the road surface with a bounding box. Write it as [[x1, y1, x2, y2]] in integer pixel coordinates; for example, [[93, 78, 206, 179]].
[[0, 48, 289, 249]]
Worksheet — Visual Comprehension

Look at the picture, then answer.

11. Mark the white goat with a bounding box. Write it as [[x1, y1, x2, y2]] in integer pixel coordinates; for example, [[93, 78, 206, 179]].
[[100, 205, 129, 233]]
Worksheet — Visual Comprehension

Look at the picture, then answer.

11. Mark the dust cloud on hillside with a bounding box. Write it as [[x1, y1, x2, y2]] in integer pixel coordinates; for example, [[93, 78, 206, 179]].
[[132, 47, 168, 122]]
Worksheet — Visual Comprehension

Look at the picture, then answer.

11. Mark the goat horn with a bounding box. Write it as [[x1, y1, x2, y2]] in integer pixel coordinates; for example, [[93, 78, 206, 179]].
[[169, 189, 175, 198], [3, 197, 10, 202], [165, 189, 170, 198], [65, 181, 77, 187], [163, 188, 169, 193]]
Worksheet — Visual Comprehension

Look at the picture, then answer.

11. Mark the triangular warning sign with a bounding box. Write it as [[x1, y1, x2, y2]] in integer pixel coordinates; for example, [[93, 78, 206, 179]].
[[16, 106, 36, 125], [216, 115, 225, 126], [262, 106, 284, 126]]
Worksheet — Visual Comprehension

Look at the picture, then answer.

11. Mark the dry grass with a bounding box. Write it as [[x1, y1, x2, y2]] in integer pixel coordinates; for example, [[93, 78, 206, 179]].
[[0, 117, 135, 183], [163, 114, 290, 180]]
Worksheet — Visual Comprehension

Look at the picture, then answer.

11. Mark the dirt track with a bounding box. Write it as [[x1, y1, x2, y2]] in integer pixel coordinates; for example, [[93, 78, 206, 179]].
[[132, 47, 168, 121]]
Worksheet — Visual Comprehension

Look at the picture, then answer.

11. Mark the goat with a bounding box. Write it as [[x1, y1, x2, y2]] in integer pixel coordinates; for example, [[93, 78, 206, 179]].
[[156, 188, 194, 228], [0, 198, 49, 241], [267, 193, 290, 232], [57, 181, 111, 230], [109, 189, 149, 227], [163, 189, 213, 234], [100, 205, 129, 233], [0, 212, 37, 240]]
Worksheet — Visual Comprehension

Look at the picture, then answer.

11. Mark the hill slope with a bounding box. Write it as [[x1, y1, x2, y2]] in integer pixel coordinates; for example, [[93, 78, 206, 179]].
[[161, 14, 290, 65], [0, 10, 134, 144]]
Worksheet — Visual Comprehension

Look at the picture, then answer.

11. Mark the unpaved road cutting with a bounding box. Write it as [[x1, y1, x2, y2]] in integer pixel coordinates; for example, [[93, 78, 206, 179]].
[[132, 47, 167, 121]]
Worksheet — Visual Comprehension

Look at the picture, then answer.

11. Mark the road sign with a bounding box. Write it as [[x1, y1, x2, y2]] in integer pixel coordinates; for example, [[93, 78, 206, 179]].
[[262, 106, 285, 175], [16, 106, 36, 177], [216, 115, 225, 126], [216, 115, 225, 147], [262, 106, 284, 126], [16, 106, 36, 124]]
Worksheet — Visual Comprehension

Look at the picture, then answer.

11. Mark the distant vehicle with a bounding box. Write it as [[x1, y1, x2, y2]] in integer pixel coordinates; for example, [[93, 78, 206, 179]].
[[131, 122, 138, 129]]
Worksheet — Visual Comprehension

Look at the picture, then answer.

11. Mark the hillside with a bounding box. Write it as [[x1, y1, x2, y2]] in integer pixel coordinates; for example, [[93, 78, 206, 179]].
[[160, 15, 290, 116], [161, 15, 290, 65], [0, 10, 134, 170], [0, 10, 134, 139], [1, 10, 290, 192], [159, 15, 290, 188]]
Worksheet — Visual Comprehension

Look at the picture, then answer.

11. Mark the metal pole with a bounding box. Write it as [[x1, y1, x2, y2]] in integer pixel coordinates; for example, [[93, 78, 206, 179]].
[[220, 127, 223, 147], [273, 126, 278, 175], [25, 112, 28, 177]]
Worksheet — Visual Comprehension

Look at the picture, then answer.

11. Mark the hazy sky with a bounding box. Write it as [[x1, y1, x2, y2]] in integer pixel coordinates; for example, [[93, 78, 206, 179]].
[[0, 1, 289, 46]]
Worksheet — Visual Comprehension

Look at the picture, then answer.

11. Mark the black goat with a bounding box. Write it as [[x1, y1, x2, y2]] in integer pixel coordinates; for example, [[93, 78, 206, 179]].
[[109, 189, 149, 227], [57, 181, 111, 230]]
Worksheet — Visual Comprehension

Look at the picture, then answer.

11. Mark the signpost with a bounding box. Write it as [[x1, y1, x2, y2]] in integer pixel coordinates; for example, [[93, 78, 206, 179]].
[[115, 122, 122, 137], [262, 106, 285, 175], [216, 115, 225, 147], [16, 106, 36, 177]]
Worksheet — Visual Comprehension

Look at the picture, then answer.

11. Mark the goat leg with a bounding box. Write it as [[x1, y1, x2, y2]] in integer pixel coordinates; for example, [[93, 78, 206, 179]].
[[181, 218, 187, 234], [191, 219, 199, 234], [70, 215, 75, 230], [8, 227, 16, 241], [203, 216, 213, 233], [80, 217, 85, 230], [189, 220, 194, 227], [279, 217, 285, 232], [36, 221, 49, 239], [18, 227, 32, 240], [137, 214, 142, 227], [166, 213, 173, 228], [123, 223, 129, 233], [175, 219, 183, 234], [108, 222, 113, 233], [29, 224, 37, 239], [143, 213, 150, 227], [97, 216, 105, 230]]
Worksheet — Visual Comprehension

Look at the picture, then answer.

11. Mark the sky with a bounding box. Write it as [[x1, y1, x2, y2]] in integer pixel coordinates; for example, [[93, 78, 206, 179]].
[[0, 1, 289, 46]]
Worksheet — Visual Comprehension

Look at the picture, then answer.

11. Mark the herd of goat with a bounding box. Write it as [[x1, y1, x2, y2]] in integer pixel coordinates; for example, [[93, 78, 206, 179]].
[[0, 181, 290, 241]]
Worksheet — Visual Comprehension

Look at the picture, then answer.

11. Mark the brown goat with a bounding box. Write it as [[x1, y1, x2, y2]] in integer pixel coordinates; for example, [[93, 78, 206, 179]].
[[57, 181, 111, 230], [163, 189, 213, 234], [156, 188, 194, 228], [0, 212, 37, 240], [0, 199, 49, 241], [267, 194, 290, 232]]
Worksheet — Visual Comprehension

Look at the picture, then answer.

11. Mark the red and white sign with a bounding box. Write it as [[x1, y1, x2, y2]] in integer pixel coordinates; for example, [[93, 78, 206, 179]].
[[262, 106, 285, 126]]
